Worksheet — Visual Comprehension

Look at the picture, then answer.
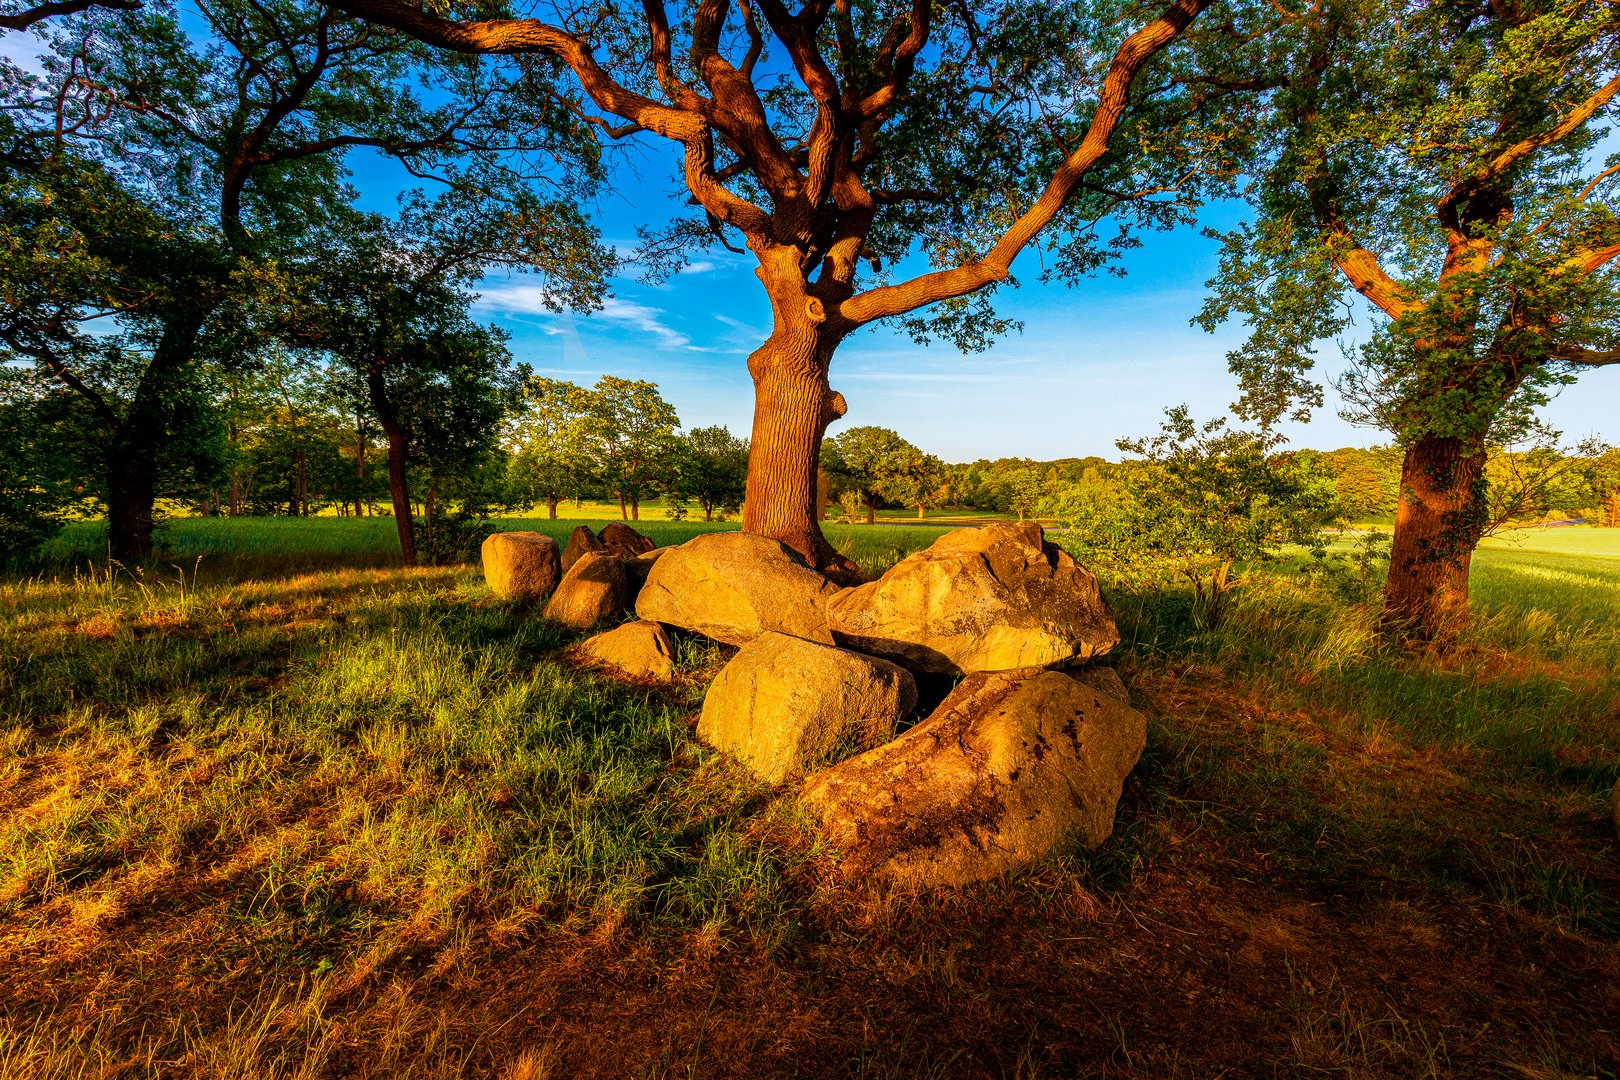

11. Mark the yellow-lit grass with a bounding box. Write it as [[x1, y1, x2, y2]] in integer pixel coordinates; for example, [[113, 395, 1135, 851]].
[[2, 533, 1618, 1076]]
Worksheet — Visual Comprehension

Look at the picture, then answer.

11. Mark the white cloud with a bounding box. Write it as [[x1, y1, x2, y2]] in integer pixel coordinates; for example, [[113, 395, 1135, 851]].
[[596, 297, 692, 349], [474, 283, 565, 316], [476, 284, 700, 351], [714, 313, 765, 336]]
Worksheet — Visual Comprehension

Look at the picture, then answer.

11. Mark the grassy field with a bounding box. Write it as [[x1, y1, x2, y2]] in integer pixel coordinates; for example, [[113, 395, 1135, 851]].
[[2, 519, 1617, 1076]]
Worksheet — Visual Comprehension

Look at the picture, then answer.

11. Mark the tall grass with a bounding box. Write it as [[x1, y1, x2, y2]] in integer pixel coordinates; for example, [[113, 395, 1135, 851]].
[[4, 520, 1618, 1076], [0, 563, 819, 1067]]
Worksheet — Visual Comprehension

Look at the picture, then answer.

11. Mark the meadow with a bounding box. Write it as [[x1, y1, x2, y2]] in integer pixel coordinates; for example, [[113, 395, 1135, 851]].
[[1, 518, 1617, 1077]]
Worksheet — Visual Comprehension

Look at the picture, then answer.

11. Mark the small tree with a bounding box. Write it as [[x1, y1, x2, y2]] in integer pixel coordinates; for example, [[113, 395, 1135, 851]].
[[1052, 407, 1342, 628], [506, 376, 593, 518], [676, 425, 748, 522], [577, 376, 680, 521], [1004, 468, 1046, 523], [823, 426, 934, 524]]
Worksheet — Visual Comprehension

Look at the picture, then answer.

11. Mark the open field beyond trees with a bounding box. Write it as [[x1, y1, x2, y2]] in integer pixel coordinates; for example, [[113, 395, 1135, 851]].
[[2, 521, 1617, 1077]]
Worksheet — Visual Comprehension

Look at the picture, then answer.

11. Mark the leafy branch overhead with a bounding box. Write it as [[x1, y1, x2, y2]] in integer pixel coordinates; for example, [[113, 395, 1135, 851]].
[[321, 0, 1223, 342]]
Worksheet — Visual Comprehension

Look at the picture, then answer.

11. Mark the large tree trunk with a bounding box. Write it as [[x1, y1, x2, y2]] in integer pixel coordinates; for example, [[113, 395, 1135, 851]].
[[1382, 432, 1489, 640], [616, 490, 627, 520], [107, 450, 157, 562], [547, 495, 559, 520], [368, 363, 416, 567], [740, 321, 860, 583], [383, 424, 415, 566]]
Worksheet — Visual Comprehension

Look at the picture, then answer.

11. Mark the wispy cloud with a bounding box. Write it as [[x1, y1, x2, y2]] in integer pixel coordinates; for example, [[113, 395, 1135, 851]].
[[596, 297, 693, 349], [476, 284, 702, 350], [714, 313, 764, 335]]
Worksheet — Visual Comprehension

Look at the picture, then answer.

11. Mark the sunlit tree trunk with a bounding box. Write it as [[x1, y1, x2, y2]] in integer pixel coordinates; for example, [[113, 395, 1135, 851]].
[[740, 256, 861, 581], [1382, 432, 1489, 640]]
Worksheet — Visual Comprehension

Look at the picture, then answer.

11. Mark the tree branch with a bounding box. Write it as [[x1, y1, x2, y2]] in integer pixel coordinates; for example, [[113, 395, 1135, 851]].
[[839, 0, 1210, 328], [1443, 72, 1620, 211], [0, 0, 137, 31], [1548, 344, 1620, 366], [317, 0, 706, 143]]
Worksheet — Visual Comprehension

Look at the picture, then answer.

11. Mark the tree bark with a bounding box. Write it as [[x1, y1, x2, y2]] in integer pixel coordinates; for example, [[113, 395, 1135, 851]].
[[100, 316, 201, 561], [547, 495, 559, 519], [740, 319, 860, 583], [368, 362, 416, 567], [1382, 432, 1489, 640], [106, 450, 157, 562], [631, 497, 639, 521], [384, 425, 415, 565], [616, 490, 627, 520]]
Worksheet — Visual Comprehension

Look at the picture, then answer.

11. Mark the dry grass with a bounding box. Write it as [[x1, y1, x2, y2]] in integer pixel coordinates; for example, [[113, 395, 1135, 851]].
[[1, 536, 1617, 1077]]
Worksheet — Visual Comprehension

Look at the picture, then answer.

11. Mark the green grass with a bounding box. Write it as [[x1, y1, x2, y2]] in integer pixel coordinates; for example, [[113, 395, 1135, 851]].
[[3, 521, 1619, 1076]]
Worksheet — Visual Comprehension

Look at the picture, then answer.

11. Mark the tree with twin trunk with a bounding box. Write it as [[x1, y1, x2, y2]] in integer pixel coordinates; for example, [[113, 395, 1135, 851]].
[[320, 0, 1220, 580], [284, 244, 521, 564], [1197, 0, 1620, 640]]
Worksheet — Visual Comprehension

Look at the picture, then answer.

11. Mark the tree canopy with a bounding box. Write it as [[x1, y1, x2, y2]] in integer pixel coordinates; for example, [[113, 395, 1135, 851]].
[[1196, 0, 1620, 636], [315, 0, 1225, 577]]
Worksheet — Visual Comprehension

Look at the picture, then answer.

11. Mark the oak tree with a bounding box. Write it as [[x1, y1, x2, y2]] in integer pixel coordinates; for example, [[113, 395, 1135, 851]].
[[0, 0, 605, 558], [1198, 0, 1620, 638], [318, 0, 1218, 578]]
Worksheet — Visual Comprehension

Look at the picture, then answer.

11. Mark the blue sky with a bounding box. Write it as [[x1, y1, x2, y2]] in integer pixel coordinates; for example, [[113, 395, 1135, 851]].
[[468, 161, 1615, 462], [4, 24, 1612, 462]]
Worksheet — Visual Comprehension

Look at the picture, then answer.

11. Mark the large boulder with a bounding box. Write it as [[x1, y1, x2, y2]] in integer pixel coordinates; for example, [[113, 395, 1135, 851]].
[[480, 531, 561, 601], [699, 632, 916, 784], [623, 547, 669, 606], [600, 521, 656, 559], [561, 525, 607, 573], [825, 522, 1118, 674], [801, 668, 1146, 889], [543, 551, 628, 629], [635, 532, 842, 646], [580, 620, 676, 682]]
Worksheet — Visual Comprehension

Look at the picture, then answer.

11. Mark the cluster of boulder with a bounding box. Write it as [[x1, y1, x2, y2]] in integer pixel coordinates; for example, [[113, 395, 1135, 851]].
[[480, 520, 1148, 889]]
